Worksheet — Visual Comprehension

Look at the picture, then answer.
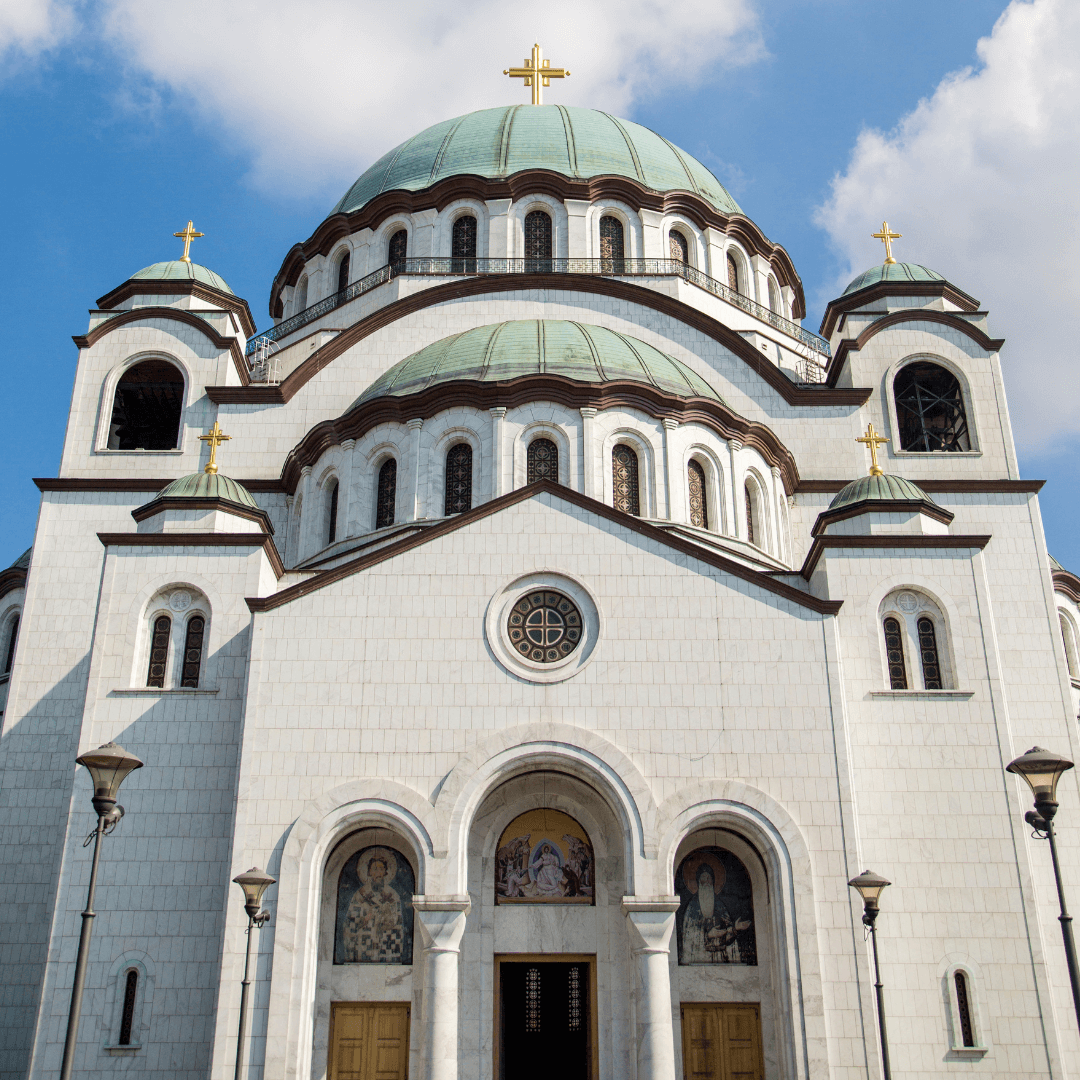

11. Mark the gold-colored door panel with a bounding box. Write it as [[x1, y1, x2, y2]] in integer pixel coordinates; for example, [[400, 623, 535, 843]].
[[329, 1003, 410, 1080], [680, 1003, 764, 1080]]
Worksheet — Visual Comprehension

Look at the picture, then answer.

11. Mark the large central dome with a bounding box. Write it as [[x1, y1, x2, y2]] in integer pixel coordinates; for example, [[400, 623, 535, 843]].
[[332, 105, 743, 218]]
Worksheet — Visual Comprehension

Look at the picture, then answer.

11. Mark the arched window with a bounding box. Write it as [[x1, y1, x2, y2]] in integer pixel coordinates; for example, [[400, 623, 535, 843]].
[[612, 444, 640, 516], [894, 362, 971, 451], [918, 616, 943, 689], [452, 215, 477, 271], [527, 438, 559, 484], [107, 359, 184, 450], [599, 215, 624, 271], [180, 615, 205, 688], [1061, 613, 1078, 678], [688, 460, 708, 529], [768, 277, 781, 314], [2, 614, 19, 674], [726, 253, 740, 294], [669, 230, 689, 265], [334, 845, 416, 963], [744, 483, 756, 545], [883, 616, 908, 689], [675, 846, 757, 965], [118, 969, 138, 1046], [495, 808, 594, 905], [524, 210, 552, 270], [296, 275, 309, 312], [388, 229, 408, 269], [326, 480, 339, 545], [336, 251, 351, 294], [376, 459, 397, 529], [445, 444, 473, 515], [954, 971, 975, 1048], [146, 615, 170, 688]]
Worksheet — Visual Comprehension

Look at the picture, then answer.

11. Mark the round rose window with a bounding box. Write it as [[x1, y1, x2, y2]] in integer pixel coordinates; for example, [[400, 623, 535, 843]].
[[507, 590, 583, 663]]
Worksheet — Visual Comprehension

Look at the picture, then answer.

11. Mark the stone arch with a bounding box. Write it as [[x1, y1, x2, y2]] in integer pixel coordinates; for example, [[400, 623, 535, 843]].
[[885, 352, 978, 454], [98, 352, 189, 452]]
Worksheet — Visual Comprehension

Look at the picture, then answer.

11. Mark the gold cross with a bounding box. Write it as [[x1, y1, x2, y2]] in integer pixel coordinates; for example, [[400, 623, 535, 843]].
[[871, 221, 901, 265], [856, 423, 889, 477], [504, 43, 569, 105], [199, 421, 231, 474], [173, 220, 205, 263]]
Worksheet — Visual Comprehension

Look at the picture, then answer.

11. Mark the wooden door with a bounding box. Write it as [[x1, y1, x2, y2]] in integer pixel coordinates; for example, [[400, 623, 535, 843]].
[[681, 1004, 764, 1080], [329, 1003, 410, 1080]]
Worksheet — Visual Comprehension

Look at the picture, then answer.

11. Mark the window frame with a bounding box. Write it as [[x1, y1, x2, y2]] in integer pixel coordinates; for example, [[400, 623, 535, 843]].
[[375, 456, 398, 530], [886, 355, 980, 457], [444, 441, 474, 515], [96, 354, 189, 454], [1059, 608, 1080, 680], [137, 588, 212, 691], [878, 590, 955, 691], [334, 248, 351, 294]]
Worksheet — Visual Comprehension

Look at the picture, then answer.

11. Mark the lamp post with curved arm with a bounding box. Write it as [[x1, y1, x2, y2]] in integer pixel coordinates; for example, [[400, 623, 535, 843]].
[[849, 870, 892, 1080], [232, 867, 275, 1080]]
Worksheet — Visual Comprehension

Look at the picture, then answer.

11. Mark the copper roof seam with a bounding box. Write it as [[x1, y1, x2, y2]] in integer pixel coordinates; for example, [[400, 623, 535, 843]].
[[658, 134, 704, 198], [377, 138, 411, 197], [601, 112, 646, 184], [573, 321, 607, 382], [555, 105, 578, 177], [615, 331, 663, 392], [498, 106, 520, 176], [429, 115, 469, 183], [418, 330, 464, 393], [477, 322, 505, 381]]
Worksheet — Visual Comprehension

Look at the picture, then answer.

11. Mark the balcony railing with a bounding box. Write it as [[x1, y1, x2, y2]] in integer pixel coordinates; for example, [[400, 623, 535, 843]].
[[248, 257, 831, 365]]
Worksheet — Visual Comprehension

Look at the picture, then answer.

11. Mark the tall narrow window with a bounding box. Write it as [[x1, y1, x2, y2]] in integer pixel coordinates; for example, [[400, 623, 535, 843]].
[[527, 438, 559, 484], [336, 251, 350, 294], [688, 460, 708, 529], [669, 230, 689, 265], [918, 616, 942, 689], [1061, 614, 1078, 678], [612, 444, 640, 516], [744, 484, 755, 545], [388, 229, 408, 269], [108, 359, 184, 450], [119, 969, 138, 1046], [147, 615, 170, 688], [883, 617, 908, 690], [181, 616, 205, 688], [376, 459, 397, 529], [452, 215, 477, 272], [954, 971, 975, 1048], [768, 277, 781, 314], [524, 210, 552, 270], [599, 215, 624, 272], [727, 253, 740, 293], [295, 275, 308, 312], [327, 481, 339, 545], [894, 362, 970, 451], [445, 444, 473, 514], [3, 614, 19, 674]]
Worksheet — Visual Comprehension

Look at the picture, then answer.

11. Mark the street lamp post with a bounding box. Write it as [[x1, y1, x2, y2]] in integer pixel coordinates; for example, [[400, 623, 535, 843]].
[[59, 741, 144, 1080], [1006, 745, 1080, 1033], [232, 867, 275, 1080], [848, 870, 892, 1080]]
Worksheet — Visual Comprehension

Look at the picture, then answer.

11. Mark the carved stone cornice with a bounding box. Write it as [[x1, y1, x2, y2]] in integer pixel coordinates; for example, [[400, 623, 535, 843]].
[[95, 278, 257, 337]]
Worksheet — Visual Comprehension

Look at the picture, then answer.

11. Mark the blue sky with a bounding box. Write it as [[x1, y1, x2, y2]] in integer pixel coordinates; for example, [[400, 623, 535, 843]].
[[1, 0, 1076, 570]]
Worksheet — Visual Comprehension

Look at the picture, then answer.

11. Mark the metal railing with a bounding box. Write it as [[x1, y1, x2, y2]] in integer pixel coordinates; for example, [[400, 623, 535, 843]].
[[247, 256, 831, 362]]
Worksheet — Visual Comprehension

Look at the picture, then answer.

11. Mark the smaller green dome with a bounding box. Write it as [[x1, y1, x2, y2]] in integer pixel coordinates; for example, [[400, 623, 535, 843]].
[[157, 471, 258, 508], [843, 262, 943, 296], [131, 260, 234, 295], [8, 547, 30, 570], [829, 473, 937, 510]]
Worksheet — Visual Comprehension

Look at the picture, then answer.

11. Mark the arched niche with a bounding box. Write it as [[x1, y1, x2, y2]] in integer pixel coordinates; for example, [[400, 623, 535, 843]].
[[107, 358, 184, 450], [494, 807, 595, 905]]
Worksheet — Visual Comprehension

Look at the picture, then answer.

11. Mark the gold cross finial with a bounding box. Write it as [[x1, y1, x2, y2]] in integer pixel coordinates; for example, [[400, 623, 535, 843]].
[[856, 423, 889, 477], [173, 220, 204, 263], [871, 221, 901, 265], [199, 421, 231, 474], [504, 43, 569, 105]]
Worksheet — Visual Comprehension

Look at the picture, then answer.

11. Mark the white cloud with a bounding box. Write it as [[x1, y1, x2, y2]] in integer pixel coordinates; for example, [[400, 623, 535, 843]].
[[0, 0, 75, 63], [816, 0, 1080, 452], [94, 0, 763, 203]]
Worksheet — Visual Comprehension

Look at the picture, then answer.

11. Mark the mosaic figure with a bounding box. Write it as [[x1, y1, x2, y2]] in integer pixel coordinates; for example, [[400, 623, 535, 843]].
[[335, 845, 414, 964], [495, 809, 594, 904], [675, 847, 757, 965]]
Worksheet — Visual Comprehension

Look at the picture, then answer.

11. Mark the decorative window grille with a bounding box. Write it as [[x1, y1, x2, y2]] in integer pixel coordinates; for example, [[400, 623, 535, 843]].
[[727, 253, 739, 293], [452, 215, 477, 270], [180, 616, 205, 688], [3, 614, 18, 674], [894, 362, 971, 451], [687, 460, 708, 529], [444, 444, 473, 515], [669, 230, 689, 264], [768, 277, 781, 314], [525, 967, 541, 1032], [883, 617, 908, 689], [612, 444, 640, 516], [118, 969, 138, 1045], [954, 971, 975, 1047], [568, 966, 582, 1032], [327, 481, 339, 544], [376, 459, 397, 529], [108, 359, 184, 451], [296, 275, 308, 311], [599, 215, 624, 270], [527, 439, 559, 484], [524, 210, 552, 268], [388, 229, 408, 268], [146, 615, 170, 688], [336, 252, 350, 294], [744, 484, 755, 545], [918, 616, 943, 689]]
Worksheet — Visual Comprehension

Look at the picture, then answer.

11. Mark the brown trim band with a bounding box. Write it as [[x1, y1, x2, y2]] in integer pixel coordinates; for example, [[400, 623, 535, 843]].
[[211, 274, 872, 409], [246, 479, 843, 615], [0, 567, 27, 603], [800, 534, 992, 580], [97, 531, 284, 579], [1053, 570, 1080, 605], [811, 499, 955, 537], [95, 279, 257, 338], [819, 280, 980, 338], [796, 479, 1045, 495], [35, 477, 287, 494], [130, 496, 275, 534]]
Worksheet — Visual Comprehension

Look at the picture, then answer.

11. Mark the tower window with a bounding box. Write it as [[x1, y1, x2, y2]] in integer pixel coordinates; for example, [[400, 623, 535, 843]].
[[376, 459, 397, 529], [524, 210, 552, 267], [180, 615, 205, 688], [326, 480, 339, 545], [336, 251, 351, 294], [452, 215, 477, 270], [768, 277, 781, 314], [918, 616, 942, 689], [726, 253, 740, 293], [108, 359, 184, 451], [1061, 614, 1078, 678], [295, 275, 308, 311], [527, 438, 559, 484], [2, 614, 19, 675], [954, 971, 975, 1048], [388, 229, 408, 269], [688, 460, 708, 529], [669, 230, 689, 265], [744, 484, 755, 545], [612, 444, 640, 516], [894, 362, 970, 451], [599, 215, 624, 269], [118, 969, 138, 1046], [445, 444, 473, 515], [147, 615, 171, 688], [883, 616, 908, 690]]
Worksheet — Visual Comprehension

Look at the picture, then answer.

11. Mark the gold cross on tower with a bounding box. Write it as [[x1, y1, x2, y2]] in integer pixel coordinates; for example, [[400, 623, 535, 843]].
[[871, 221, 901, 265], [504, 43, 569, 105], [173, 220, 205, 263], [856, 423, 889, 477], [199, 421, 231, 475]]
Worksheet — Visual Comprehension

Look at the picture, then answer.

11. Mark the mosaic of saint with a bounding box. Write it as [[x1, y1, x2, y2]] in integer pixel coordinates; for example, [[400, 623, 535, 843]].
[[495, 809, 594, 904], [675, 847, 757, 965], [334, 845, 415, 964]]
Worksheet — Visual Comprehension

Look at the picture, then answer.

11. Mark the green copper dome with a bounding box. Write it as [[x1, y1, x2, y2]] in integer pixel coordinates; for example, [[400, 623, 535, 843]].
[[352, 320, 724, 408], [332, 106, 742, 218], [157, 471, 258, 508], [8, 547, 30, 570], [829, 473, 937, 510], [131, 260, 234, 295], [842, 262, 944, 296]]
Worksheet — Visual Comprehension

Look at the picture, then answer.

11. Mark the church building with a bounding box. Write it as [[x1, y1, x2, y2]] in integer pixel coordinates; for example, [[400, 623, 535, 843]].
[[3, 55, 1080, 1080]]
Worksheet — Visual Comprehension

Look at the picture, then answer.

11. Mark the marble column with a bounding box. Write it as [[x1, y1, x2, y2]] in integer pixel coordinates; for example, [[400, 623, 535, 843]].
[[413, 896, 471, 1080], [770, 465, 785, 562], [623, 898, 681, 1080], [565, 199, 590, 259], [579, 407, 597, 499], [298, 464, 314, 560], [485, 198, 512, 260], [407, 418, 424, 521], [727, 439, 743, 539], [338, 438, 356, 537], [489, 407, 507, 496], [661, 418, 678, 521]]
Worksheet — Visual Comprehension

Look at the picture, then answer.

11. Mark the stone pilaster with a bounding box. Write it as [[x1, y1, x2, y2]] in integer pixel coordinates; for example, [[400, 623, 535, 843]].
[[623, 898, 681, 1080], [413, 896, 471, 1080], [579, 408, 597, 499], [407, 418, 425, 521]]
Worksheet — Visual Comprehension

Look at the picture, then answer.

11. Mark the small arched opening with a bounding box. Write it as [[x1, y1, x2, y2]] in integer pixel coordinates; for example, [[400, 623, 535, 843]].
[[107, 359, 184, 450], [452, 215, 477, 271]]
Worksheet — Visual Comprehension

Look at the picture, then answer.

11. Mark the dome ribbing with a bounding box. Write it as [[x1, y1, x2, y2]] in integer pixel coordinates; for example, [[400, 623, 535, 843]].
[[156, 472, 258, 508], [829, 473, 937, 510], [842, 262, 944, 296], [131, 260, 234, 295]]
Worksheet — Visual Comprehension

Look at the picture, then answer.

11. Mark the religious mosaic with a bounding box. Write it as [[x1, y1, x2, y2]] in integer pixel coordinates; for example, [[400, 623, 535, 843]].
[[334, 845, 415, 964], [675, 847, 757, 965], [495, 809, 594, 904]]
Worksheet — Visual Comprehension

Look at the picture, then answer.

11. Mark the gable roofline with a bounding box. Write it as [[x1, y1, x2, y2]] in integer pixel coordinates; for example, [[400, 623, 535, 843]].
[[245, 479, 843, 615], [819, 279, 979, 338]]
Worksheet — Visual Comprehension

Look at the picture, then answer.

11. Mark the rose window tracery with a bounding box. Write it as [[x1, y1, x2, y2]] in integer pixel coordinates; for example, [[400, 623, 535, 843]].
[[507, 590, 583, 663]]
